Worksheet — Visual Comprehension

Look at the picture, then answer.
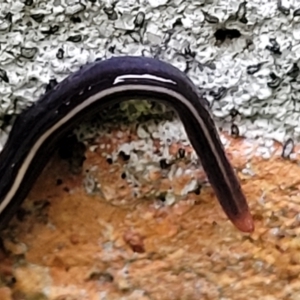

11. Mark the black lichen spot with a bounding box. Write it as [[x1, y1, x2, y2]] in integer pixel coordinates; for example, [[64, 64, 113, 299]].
[[239, 16, 248, 23], [172, 18, 182, 28], [247, 63, 263, 75], [209, 86, 227, 101], [158, 192, 167, 202], [193, 184, 202, 195], [293, 8, 300, 17], [267, 72, 281, 88], [118, 151, 130, 161], [279, 6, 290, 15], [244, 38, 254, 50], [287, 63, 299, 78], [188, 182, 202, 195], [5, 12, 13, 22], [183, 45, 196, 58], [88, 0, 97, 3], [121, 172, 126, 179], [134, 12, 145, 27], [230, 108, 240, 118], [214, 28, 241, 43], [24, 0, 33, 6], [31, 13, 45, 23], [278, 0, 290, 15], [159, 159, 170, 169], [106, 157, 113, 164], [70, 15, 82, 23], [282, 138, 294, 159], [0, 69, 9, 83], [203, 11, 219, 23], [41, 25, 59, 35], [266, 38, 281, 55], [236, 2, 248, 23], [231, 124, 239, 138], [56, 48, 64, 59], [103, 6, 118, 20], [67, 35, 82, 42], [45, 79, 58, 92], [108, 45, 115, 53], [63, 187, 70, 193]]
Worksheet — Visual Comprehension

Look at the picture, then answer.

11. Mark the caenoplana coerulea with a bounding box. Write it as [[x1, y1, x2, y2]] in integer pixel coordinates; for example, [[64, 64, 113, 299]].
[[0, 56, 254, 233]]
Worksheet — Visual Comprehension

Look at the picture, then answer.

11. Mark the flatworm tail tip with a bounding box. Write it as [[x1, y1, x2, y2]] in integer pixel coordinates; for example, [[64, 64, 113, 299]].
[[232, 210, 255, 233]]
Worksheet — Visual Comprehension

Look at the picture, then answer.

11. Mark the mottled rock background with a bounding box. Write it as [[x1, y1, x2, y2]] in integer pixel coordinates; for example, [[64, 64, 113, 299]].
[[2, 1, 300, 299], [0, 0, 300, 146]]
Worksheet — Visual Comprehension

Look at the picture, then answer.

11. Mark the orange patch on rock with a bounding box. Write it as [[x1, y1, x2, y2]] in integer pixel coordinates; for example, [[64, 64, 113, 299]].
[[1, 130, 300, 299]]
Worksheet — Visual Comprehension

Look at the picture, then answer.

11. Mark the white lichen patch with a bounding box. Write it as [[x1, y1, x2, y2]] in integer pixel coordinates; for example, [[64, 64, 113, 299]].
[[0, 0, 300, 151]]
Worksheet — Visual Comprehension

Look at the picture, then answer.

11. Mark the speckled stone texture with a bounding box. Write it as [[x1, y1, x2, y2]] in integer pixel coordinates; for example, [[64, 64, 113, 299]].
[[2, 0, 300, 299], [0, 0, 300, 147]]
